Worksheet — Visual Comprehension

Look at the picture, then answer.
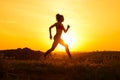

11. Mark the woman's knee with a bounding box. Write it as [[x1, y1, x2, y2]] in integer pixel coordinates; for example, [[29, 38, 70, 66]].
[[50, 47, 55, 51], [64, 44, 68, 48]]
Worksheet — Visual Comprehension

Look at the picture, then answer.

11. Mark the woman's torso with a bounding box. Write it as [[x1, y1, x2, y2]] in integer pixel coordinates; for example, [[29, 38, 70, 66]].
[[54, 23, 63, 40]]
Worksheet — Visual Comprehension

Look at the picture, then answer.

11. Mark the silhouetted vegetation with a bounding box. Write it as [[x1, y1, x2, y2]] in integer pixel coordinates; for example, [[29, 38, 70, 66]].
[[0, 48, 120, 80], [0, 47, 43, 60]]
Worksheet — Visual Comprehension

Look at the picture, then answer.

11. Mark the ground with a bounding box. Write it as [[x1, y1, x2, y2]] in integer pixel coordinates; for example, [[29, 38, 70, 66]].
[[0, 49, 120, 80]]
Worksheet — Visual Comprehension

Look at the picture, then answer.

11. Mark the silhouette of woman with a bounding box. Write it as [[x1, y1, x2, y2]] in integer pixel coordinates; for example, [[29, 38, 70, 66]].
[[44, 14, 72, 58]]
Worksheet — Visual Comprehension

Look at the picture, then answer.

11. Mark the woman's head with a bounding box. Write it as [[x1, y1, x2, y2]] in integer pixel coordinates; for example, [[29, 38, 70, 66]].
[[56, 14, 64, 22]]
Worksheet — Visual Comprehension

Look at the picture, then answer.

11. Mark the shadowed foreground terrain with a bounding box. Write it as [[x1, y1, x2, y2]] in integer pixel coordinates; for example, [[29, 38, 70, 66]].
[[0, 48, 120, 80]]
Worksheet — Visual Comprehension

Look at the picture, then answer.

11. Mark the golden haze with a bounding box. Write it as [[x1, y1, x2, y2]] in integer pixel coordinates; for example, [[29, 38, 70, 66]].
[[0, 0, 120, 52]]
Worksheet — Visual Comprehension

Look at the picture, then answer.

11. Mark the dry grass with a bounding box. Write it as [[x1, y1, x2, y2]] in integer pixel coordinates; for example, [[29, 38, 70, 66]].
[[1, 52, 120, 80]]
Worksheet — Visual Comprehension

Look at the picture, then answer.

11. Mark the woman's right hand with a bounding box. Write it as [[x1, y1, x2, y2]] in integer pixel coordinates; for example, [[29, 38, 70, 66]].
[[50, 35, 52, 40]]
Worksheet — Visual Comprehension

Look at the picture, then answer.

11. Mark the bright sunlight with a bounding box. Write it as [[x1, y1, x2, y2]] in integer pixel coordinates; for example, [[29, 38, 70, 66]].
[[57, 32, 77, 51]]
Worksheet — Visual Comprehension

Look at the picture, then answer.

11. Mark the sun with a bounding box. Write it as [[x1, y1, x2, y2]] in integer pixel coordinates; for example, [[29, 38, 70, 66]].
[[57, 32, 77, 51], [62, 34, 75, 47]]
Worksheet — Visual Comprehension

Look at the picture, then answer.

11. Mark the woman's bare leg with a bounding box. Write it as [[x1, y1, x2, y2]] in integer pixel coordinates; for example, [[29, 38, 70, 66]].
[[59, 39, 72, 58], [44, 40, 58, 57]]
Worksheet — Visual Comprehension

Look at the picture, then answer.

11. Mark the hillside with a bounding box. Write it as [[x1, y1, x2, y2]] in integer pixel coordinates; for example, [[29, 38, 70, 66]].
[[0, 48, 120, 80], [0, 47, 44, 60]]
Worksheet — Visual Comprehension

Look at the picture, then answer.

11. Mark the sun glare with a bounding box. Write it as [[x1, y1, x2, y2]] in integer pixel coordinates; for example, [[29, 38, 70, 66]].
[[62, 34, 75, 47], [57, 32, 77, 51]]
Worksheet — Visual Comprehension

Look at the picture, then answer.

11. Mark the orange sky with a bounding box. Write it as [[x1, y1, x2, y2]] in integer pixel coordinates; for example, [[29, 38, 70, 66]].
[[0, 0, 120, 52]]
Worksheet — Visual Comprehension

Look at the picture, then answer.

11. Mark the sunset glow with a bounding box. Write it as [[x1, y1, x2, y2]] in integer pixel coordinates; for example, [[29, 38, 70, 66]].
[[56, 32, 77, 51], [0, 0, 120, 52]]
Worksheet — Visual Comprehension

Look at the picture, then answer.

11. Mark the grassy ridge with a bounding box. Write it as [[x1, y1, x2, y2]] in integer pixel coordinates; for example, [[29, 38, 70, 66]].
[[1, 55, 120, 80], [0, 49, 120, 80]]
